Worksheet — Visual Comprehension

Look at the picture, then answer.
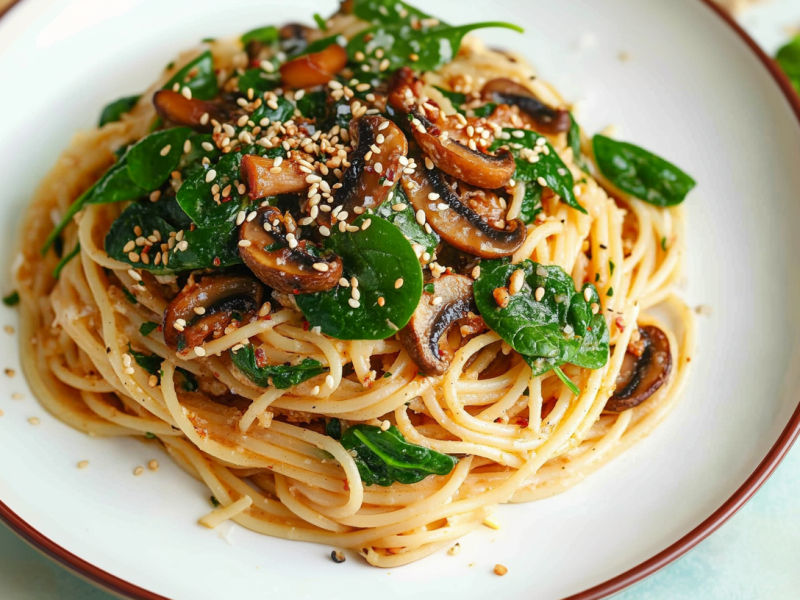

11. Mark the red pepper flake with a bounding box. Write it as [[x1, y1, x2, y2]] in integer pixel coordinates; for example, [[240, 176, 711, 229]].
[[189, 224, 197, 231], [516, 417, 529, 428], [213, 257, 221, 267], [255, 347, 268, 368], [141, 245, 151, 254], [213, 372, 220, 378], [343, 480, 350, 491], [221, 196, 232, 203], [302, 321, 310, 331], [292, 288, 300, 295], [250, 59, 260, 68], [429, 126, 441, 136], [157, 324, 163, 332], [615, 316, 626, 332], [385, 167, 395, 182]]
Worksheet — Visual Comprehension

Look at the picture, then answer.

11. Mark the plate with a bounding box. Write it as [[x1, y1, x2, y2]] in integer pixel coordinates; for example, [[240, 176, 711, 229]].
[[1, 0, 799, 598]]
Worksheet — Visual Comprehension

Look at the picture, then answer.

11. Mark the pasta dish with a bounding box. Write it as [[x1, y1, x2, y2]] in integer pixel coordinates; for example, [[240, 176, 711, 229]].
[[13, 0, 696, 568]]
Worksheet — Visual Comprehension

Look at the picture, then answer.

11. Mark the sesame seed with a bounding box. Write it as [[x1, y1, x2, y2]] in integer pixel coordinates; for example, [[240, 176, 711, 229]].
[[415, 209, 426, 226], [395, 278, 404, 289], [328, 80, 343, 90], [351, 277, 359, 288], [195, 346, 206, 357], [319, 226, 331, 237], [123, 241, 135, 253], [311, 385, 320, 396], [348, 298, 360, 309], [361, 219, 372, 230], [200, 113, 210, 125], [392, 203, 407, 211], [427, 192, 440, 201], [236, 211, 246, 226], [193, 306, 206, 315], [312, 263, 329, 272], [535, 287, 545, 301], [472, 265, 481, 279], [448, 543, 461, 556], [432, 296, 442, 306], [160, 145, 172, 157], [28, 417, 40, 425], [339, 278, 350, 287], [134, 466, 144, 476], [352, 288, 361, 301], [181, 86, 192, 100], [325, 375, 335, 388], [176, 240, 189, 252], [483, 516, 501, 530], [509, 269, 525, 295], [77, 460, 89, 469], [537, 176, 548, 187], [377, 297, 385, 307], [584, 288, 593, 302], [148, 375, 158, 387], [246, 210, 257, 221], [205, 170, 217, 183], [128, 252, 140, 263], [494, 564, 508, 576]]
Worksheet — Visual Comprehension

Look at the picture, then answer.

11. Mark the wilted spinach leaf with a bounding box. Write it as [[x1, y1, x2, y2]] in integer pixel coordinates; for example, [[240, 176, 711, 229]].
[[139, 322, 159, 337], [230, 344, 327, 389], [376, 186, 439, 254], [241, 25, 279, 45], [340, 424, 457, 486], [176, 150, 249, 227], [99, 95, 141, 127], [163, 50, 218, 100], [592, 135, 696, 207], [127, 127, 192, 191]]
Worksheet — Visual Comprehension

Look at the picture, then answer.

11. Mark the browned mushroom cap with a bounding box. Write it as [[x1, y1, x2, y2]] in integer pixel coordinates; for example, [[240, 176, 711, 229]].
[[239, 205, 343, 294], [279, 43, 348, 89], [388, 68, 515, 189], [398, 274, 484, 375], [401, 151, 527, 259], [319, 116, 408, 227], [163, 276, 265, 351], [481, 78, 571, 135], [153, 90, 224, 131], [241, 154, 310, 200], [606, 325, 672, 412]]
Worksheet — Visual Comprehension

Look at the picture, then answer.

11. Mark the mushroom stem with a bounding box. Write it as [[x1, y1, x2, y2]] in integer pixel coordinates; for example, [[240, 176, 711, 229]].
[[153, 90, 224, 130], [241, 154, 311, 200]]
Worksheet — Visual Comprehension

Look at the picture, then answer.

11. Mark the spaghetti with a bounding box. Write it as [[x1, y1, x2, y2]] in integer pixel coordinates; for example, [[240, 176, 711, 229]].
[[14, 2, 696, 567]]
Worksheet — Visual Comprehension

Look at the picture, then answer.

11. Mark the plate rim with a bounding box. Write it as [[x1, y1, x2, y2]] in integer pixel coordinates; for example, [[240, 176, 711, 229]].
[[0, 0, 799, 598]]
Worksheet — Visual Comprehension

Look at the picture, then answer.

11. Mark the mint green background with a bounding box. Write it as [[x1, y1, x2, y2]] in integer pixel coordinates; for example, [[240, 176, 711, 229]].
[[3, 1, 800, 598]]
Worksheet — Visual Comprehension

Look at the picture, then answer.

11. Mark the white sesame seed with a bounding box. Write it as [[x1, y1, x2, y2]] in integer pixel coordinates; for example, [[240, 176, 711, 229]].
[[319, 226, 331, 237], [160, 145, 172, 157], [535, 287, 545, 302], [427, 192, 440, 201], [509, 269, 525, 295], [339, 278, 350, 287], [415, 209, 426, 226], [348, 298, 360, 309], [205, 170, 217, 183], [512, 130, 525, 138], [238, 240, 252, 247], [312, 262, 329, 272], [374, 162, 383, 174], [194, 306, 206, 315], [127, 269, 142, 281], [328, 80, 343, 90], [195, 346, 206, 357], [352, 288, 361, 300], [246, 210, 257, 222], [236, 211, 246, 226], [361, 219, 372, 230], [537, 176, 548, 187], [351, 277, 359, 288]]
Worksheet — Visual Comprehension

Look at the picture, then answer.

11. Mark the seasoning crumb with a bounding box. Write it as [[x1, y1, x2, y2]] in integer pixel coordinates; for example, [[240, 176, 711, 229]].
[[482, 516, 501, 530], [331, 549, 346, 563], [4, 368, 15, 377], [133, 466, 144, 476], [77, 460, 89, 469], [0, 409, 4, 416], [28, 416, 40, 425], [695, 304, 713, 316], [5, 325, 15, 334], [11, 392, 24, 400], [494, 564, 508, 576], [148, 459, 159, 471], [448, 543, 461, 556]]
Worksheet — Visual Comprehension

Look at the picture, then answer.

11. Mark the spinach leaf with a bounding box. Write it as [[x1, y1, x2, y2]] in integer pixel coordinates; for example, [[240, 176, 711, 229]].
[[230, 344, 327, 389], [249, 95, 295, 126], [472, 102, 497, 118], [178, 132, 220, 172], [301, 35, 346, 56], [376, 186, 439, 253], [2, 291, 19, 307], [473, 259, 608, 378], [42, 153, 148, 253], [433, 86, 466, 114], [295, 215, 423, 340], [518, 182, 543, 225], [122, 287, 138, 304], [179, 369, 199, 392], [347, 21, 523, 74], [148, 196, 193, 231], [326, 418, 342, 440], [296, 91, 328, 121], [238, 68, 281, 94], [99, 95, 141, 127], [592, 135, 696, 207], [776, 35, 800, 94], [566, 112, 589, 173], [340, 424, 457, 487], [553, 366, 580, 396], [105, 203, 241, 273], [163, 50, 218, 100], [241, 25, 279, 45], [139, 322, 159, 337], [52, 242, 80, 279], [176, 151, 249, 227], [352, 0, 437, 27], [127, 127, 192, 191], [491, 128, 585, 214]]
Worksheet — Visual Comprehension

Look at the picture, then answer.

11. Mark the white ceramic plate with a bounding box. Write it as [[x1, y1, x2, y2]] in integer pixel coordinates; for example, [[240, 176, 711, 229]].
[[1, 0, 800, 598]]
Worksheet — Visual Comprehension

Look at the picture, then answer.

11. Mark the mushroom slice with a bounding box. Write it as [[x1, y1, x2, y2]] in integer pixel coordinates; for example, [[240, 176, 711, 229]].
[[388, 67, 515, 189], [606, 325, 672, 412], [241, 154, 311, 199], [319, 116, 408, 227], [239, 205, 343, 294], [481, 78, 571, 134], [401, 152, 526, 259], [163, 276, 265, 351], [399, 274, 482, 375], [153, 90, 224, 130], [279, 43, 348, 89]]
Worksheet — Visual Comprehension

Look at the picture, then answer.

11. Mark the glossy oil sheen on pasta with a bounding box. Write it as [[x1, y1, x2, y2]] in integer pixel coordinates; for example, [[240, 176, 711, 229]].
[[13, 3, 695, 567]]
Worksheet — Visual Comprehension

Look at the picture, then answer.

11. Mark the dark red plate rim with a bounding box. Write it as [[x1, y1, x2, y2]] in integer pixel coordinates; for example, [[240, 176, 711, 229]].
[[1, 0, 799, 598]]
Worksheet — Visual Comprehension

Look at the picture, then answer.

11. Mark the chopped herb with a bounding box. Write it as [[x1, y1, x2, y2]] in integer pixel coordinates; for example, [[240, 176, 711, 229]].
[[144, 431, 156, 439], [98, 95, 141, 127], [661, 237, 668, 251], [326, 418, 342, 440], [313, 13, 328, 30], [2, 291, 20, 307], [128, 345, 162, 375], [607, 287, 614, 297], [383, 371, 392, 378], [423, 283, 436, 294], [163, 51, 218, 100], [609, 260, 615, 275], [210, 496, 221, 507], [122, 287, 138, 305], [554, 365, 580, 395], [177, 368, 199, 392], [139, 322, 159, 337]]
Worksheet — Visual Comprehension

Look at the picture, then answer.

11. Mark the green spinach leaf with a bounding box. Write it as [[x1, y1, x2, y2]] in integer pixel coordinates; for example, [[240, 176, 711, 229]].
[[296, 91, 328, 121], [2, 291, 19, 307], [128, 345, 162, 376], [52, 242, 80, 279], [295, 215, 423, 340], [376, 186, 439, 254], [491, 128, 585, 214], [471, 102, 497, 118], [127, 127, 192, 191], [517, 182, 543, 225], [241, 25, 279, 45], [340, 424, 457, 487], [433, 86, 466, 114], [238, 68, 281, 94], [776, 35, 800, 94], [176, 150, 249, 227], [592, 135, 696, 207], [473, 259, 608, 378], [163, 50, 218, 100], [99, 95, 141, 127], [139, 322, 159, 337], [230, 344, 327, 389]]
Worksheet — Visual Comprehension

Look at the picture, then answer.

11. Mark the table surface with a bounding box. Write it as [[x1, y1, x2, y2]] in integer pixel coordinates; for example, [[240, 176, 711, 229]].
[[2, 1, 800, 598]]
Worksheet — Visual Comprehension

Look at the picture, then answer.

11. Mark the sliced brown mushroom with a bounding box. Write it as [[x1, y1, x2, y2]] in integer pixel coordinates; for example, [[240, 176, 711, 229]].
[[153, 90, 224, 130], [163, 276, 265, 351], [319, 116, 408, 227], [388, 67, 515, 189], [241, 154, 311, 199], [401, 151, 526, 259], [279, 43, 348, 89], [481, 78, 571, 134], [398, 274, 484, 375], [606, 325, 672, 412], [239, 205, 343, 294]]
